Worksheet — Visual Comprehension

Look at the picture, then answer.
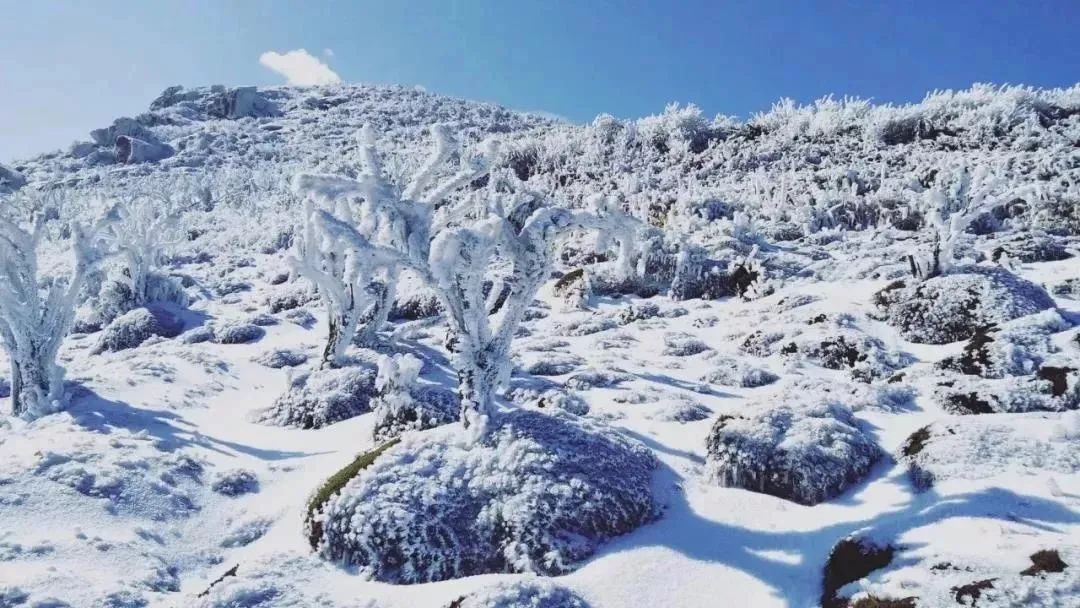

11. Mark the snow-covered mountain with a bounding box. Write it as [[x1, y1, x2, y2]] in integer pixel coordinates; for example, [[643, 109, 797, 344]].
[[0, 83, 1077, 608]]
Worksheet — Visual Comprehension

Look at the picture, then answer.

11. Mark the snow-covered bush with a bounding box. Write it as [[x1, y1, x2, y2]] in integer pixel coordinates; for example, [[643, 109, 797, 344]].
[[447, 579, 590, 608], [0, 210, 113, 418], [702, 356, 779, 388], [370, 354, 457, 442], [705, 394, 882, 505], [252, 348, 308, 369], [98, 196, 187, 309], [212, 321, 264, 345], [91, 305, 184, 353], [873, 266, 1056, 344], [257, 365, 377, 429], [210, 469, 260, 496], [314, 409, 656, 582], [505, 377, 590, 416], [900, 413, 1080, 491]]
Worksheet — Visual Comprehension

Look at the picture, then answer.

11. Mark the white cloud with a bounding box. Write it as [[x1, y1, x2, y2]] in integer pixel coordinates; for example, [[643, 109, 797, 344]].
[[259, 49, 341, 86], [323, 48, 334, 58]]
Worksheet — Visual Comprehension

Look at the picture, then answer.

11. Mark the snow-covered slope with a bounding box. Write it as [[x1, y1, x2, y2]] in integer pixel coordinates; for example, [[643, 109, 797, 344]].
[[0, 83, 1078, 608]]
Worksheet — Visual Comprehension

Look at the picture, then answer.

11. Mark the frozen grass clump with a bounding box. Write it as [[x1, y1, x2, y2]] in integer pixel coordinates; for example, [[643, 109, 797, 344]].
[[899, 414, 1080, 491], [505, 379, 590, 416], [936, 309, 1070, 379], [517, 352, 585, 376], [702, 356, 779, 388], [252, 348, 308, 369], [92, 305, 184, 354], [784, 330, 914, 382], [706, 393, 882, 505], [210, 469, 259, 496], [314, 409, 656, 583], [446, 578, 591, 608], [370, 354, 458, 443], [662, 333, 712, 357], [221, 517, 273, 548], [933, 372, 1079, 415], [213, 322, 265, 345], [257, 366, 377, 429], [565, 368, 631, 390], [873, 266, 1056, 344]]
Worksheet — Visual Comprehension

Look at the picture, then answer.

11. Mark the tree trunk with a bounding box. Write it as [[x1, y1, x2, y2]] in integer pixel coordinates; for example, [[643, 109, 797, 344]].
[[9, 351, 54, 419], [456, 349, 501, 431]]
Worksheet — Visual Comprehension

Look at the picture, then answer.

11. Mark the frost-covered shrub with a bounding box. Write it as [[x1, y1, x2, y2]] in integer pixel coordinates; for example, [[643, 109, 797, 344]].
[[265, 285, 315, 313], [705, 396, 882, 505], [936, 310, 1070, 379], [314, 409, 656, 582], [873, 266, 1056, 344], [91, 305, 184, 353], [784, 331, 914, 382], [702, 356, 779, 388], [181, 325, 216, 345], [246, 312, 278, 327], [371, 354, 457, 442], [991, 232, 1073, 263], [505, 378, 590, 416], [221, 518, 273, 549], [211, 469, 260, 497], [616, 302, 660, 324], [446, 579, 590, 608], [933, 372, 1079, 415], [516, 352, 585, 376], [0, 377, 9, 399], [257, 365, 377, 429], [900, 414, 1080, 491], [565, 368, 630, 390], [213, 322, 264, 345], [662, 333, 712, 356], [652, 400, 713, 423], [253, 348, 308, 369]]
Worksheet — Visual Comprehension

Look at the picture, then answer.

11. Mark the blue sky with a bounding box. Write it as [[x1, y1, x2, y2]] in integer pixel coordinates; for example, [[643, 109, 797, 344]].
[[2, 1, 1078, 162]]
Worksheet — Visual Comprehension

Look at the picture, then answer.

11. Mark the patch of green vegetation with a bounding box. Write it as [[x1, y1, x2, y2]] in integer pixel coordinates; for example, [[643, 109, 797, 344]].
[[305, 439, 399, 550]]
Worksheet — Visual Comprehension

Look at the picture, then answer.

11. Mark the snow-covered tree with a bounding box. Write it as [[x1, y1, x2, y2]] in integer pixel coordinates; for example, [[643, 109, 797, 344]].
[[289, 201, 403, 367], [294, 125, 640, 434], [290, 124, 495, 356], [0, 211, 113, 419], [99, 196, 185, 307]]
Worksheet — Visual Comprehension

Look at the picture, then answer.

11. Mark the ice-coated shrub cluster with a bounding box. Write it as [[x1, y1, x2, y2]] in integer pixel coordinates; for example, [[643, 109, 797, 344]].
[[447, 579, 590, 608], [706, 390, 882, 505], [252, 348, 308, 369], [91, 305, 184, 354], [314, 409, 656, 583], [210, 468, 259, 496], [701, 355, 779, 388], [873, 266, 1056, 344], [257, 365, 377, 429], [783, 329, 914, 382], [900, 413, 1080, 491], [505, 377, 590, 416], [370, 354, 457, 442]]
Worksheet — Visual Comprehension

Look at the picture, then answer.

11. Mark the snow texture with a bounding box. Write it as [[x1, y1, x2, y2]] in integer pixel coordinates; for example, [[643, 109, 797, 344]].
[[706, 389, 882, 505], [316, 409, 657, 582], [257, 365, 377, 429]]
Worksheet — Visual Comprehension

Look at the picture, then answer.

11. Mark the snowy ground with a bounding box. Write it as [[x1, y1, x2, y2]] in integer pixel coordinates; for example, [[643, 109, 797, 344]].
[[1, 242, 1076, 608]]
